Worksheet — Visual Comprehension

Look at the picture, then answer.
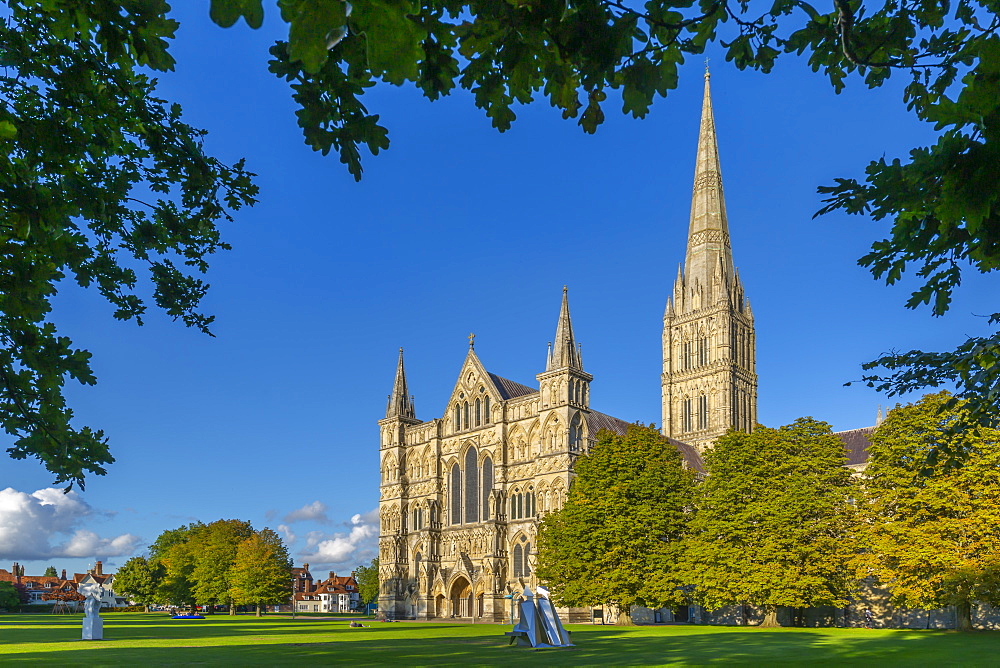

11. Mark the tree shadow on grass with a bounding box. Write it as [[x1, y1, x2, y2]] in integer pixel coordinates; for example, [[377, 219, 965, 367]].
[[4, 626, 1000, 666]]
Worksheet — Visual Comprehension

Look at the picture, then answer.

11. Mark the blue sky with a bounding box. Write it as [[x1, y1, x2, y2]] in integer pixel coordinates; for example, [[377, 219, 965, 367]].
[[2, 5, 994, 577]]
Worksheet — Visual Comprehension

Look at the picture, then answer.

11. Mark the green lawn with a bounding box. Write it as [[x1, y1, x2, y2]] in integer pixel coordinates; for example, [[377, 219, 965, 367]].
[[2, 613, 998, 666]]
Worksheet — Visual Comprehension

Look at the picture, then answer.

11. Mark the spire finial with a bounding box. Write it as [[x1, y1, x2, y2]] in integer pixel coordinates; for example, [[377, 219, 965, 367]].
[[704, 57, 710, 78], [547, 287, 582, 371], [468, 332, 475, 349], [386, 347, 415, 419]]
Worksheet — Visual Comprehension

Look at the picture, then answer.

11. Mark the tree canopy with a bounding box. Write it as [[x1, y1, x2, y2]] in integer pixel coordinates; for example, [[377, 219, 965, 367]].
[[535, 424, 695, 623], [683, 418, 859, 626], [0, 581, 21, 610], [42, 566, 57, 578], [354, 557, 379, 607], [229, 527, 293, 617], [860, 392, 1000, 631], [190, 519, 256, 614], [114, 555, 164, 612]]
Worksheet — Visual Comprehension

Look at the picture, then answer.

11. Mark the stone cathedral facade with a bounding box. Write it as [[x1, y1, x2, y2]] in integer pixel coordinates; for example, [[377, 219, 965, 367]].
[[377, 72, 753, 621]]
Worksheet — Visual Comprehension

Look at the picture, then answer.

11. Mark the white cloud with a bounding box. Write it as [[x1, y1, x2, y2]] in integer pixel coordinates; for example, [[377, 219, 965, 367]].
[[299, 510, 378, 568], [277, 524, 297, 545], [0, 487, 140, 561], [282, 500, 331, 525]]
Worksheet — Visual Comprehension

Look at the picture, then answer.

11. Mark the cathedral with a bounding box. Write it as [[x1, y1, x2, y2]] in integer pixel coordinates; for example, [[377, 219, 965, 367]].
[[377, 71, 757, 621]]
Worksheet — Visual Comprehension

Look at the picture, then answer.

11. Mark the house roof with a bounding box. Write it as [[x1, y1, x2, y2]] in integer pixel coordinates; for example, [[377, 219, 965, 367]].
[[487, 373, 537, 400], [835, 426, 876, 466]]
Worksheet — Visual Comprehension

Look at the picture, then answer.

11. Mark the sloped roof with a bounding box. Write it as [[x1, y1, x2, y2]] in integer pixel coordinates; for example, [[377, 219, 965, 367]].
[[585, 410, 630, 436], [585, 411, 705, 472], [835, 426, 876, 466], [487, 373, 537, 400], [667, 437, 705, 472]]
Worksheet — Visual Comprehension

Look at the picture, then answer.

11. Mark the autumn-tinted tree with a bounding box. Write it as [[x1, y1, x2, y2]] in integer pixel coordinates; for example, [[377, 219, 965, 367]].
[[115, 556, 165, 612], [43, 566, 57, 578], [190, 519, 256, 614], [0, 2, 257, 489], [354, 557, 379, 609], [229, 528, 293, 617], [536, 424, 695, 624], [683, 418, 858, 626], [860, 392, 1000, 632]]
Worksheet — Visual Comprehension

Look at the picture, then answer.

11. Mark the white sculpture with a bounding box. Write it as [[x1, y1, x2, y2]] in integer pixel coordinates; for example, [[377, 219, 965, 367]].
[[80, 583, 104, 640]]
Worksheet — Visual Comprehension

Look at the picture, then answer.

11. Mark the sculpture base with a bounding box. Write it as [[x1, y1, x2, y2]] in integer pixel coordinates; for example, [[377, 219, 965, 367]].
[[82, 616, 104, 640]]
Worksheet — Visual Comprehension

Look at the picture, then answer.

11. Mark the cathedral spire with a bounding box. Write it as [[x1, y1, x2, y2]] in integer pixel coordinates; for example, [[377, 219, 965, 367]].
[[683, 70, 735, 297], [386, 347, 415, 419], [547, 286, 583, 371]]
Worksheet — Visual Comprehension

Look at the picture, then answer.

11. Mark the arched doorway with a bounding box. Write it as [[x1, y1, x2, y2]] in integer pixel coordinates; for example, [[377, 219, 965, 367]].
[[449, 576, 472, 618], [435, 594, 446, 618]]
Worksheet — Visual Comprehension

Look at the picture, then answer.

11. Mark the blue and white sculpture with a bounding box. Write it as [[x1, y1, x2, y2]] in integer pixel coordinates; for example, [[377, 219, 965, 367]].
[[506, 586, 573, 648]]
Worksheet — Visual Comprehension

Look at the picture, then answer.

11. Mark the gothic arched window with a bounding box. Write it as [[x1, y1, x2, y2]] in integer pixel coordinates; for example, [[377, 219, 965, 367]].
[[482, 456, 493, 520], [454, 404, 461, 431], [450, 464, 461, 525], [464, 447, 479, 523], [484, 396, 490, 423], [698, 394, 708, 430], [513, 544, 524, 577], [463, 402, 470, 430], [475, 398, 482, 427]]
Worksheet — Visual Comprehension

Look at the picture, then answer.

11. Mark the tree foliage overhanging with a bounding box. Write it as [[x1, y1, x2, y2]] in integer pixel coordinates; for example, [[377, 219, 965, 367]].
[[218, 0, 1000, 433], [0, 1, 257, 489], [4, 0, 999, 487]]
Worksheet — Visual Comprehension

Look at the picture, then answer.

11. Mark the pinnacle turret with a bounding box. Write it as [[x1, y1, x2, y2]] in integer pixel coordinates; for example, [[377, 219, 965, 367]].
[[385, 347, 416, 419], [547, 286, 583, 371]]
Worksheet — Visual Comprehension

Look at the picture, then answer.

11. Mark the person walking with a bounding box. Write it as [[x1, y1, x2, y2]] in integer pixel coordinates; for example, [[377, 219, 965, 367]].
[[864, 608, 874, 629]]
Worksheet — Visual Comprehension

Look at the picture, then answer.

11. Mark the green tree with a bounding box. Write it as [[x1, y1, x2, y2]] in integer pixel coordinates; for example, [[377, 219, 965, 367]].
[[355, 557, 379, 609], [115, 556, 165, 612], [535, 424, 694, 624], [860, 392, 1000, 632], [151, 522, 204, 607], [229, 528, 293, 617], [189, 519, 256, 614], [0, 2, 257, 489], [43, 566, 57, 578], [0, 581, 20, 610], [684, 418, 858, 627]]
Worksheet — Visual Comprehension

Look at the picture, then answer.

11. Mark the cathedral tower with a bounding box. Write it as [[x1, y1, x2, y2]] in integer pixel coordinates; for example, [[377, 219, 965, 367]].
[[661, 71, 757, 451]]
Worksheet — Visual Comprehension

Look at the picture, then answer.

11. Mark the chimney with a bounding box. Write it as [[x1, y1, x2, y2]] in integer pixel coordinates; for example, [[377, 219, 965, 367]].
[[61, 569, 67, 580], [303, 563, 310, 573], [95, 560, 103, 575], [329, 571, 336, 580]]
